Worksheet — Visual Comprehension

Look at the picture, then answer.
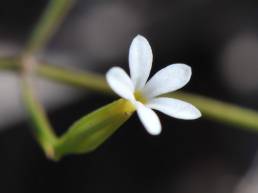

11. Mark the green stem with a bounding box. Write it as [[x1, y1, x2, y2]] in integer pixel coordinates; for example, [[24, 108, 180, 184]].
[[0, 57, 19, 70], [169, 92, 258, 132], [1, 57, 258, 132], [38, 64, 112, 94], [21, 76, 58, 159], [24, 0, 74, 55]]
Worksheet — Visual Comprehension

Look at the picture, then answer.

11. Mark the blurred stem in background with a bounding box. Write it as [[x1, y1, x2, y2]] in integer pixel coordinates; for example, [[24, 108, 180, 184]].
[[0, 0, 258, 160], [24, 0, 74, 56]]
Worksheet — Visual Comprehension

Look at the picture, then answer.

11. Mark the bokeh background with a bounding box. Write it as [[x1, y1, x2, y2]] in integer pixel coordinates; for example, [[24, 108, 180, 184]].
[[1, 0, 258, 192]]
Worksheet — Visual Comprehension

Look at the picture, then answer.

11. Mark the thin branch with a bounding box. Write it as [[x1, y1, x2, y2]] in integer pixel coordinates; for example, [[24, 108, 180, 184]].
[[24, 0, 75, 55], [21, 76, 58, 159]]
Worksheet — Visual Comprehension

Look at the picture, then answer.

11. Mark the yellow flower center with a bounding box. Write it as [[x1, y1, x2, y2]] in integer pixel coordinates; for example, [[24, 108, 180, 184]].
[[134, 90, 148, 104]]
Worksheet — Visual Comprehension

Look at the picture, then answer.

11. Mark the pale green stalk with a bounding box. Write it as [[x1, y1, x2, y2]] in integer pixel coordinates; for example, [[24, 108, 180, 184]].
[[24, 0, 74, 55], [21, 76, 57, 159]]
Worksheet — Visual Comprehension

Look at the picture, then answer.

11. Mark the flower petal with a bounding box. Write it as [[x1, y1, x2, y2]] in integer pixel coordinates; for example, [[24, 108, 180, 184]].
[[147, 97, 201, 120], [106, 67, 135, 102], [142, 63, 192, 98], [129, 35, 153, 90], [136, 102, 161, 135]]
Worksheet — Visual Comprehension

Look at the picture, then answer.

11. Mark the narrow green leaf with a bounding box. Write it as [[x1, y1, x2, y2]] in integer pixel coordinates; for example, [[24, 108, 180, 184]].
[[54, 99, 135, 160]]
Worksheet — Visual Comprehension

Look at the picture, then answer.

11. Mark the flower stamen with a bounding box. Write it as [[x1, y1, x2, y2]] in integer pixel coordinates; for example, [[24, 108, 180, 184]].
[[134, 91, 148, 104]]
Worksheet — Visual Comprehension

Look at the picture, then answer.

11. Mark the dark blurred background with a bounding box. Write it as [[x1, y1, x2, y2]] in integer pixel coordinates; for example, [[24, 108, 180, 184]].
[[1, 0, 258, 193]]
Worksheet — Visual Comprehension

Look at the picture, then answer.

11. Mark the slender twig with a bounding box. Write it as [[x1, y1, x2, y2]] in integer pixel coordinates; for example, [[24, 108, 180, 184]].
[[21, 76, 58, 159], [38, 64, 112, 94], [24, 0, 74, 55]]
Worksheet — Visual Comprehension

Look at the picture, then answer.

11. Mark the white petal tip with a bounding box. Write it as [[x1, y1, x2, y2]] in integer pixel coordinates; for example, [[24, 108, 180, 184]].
[[184, 104, 202, 120], [131, 35, 151, 51], [181, 108, 202, 120], [173, 63, 192, 81], [129, 34, 153, 89], [134, 34, 147, 41], [147, 127, 162, 135], [191, 109, 202, 119]]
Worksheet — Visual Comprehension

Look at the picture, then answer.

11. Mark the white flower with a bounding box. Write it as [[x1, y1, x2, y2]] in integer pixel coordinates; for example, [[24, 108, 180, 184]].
[[106, 35, 201, 135]]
